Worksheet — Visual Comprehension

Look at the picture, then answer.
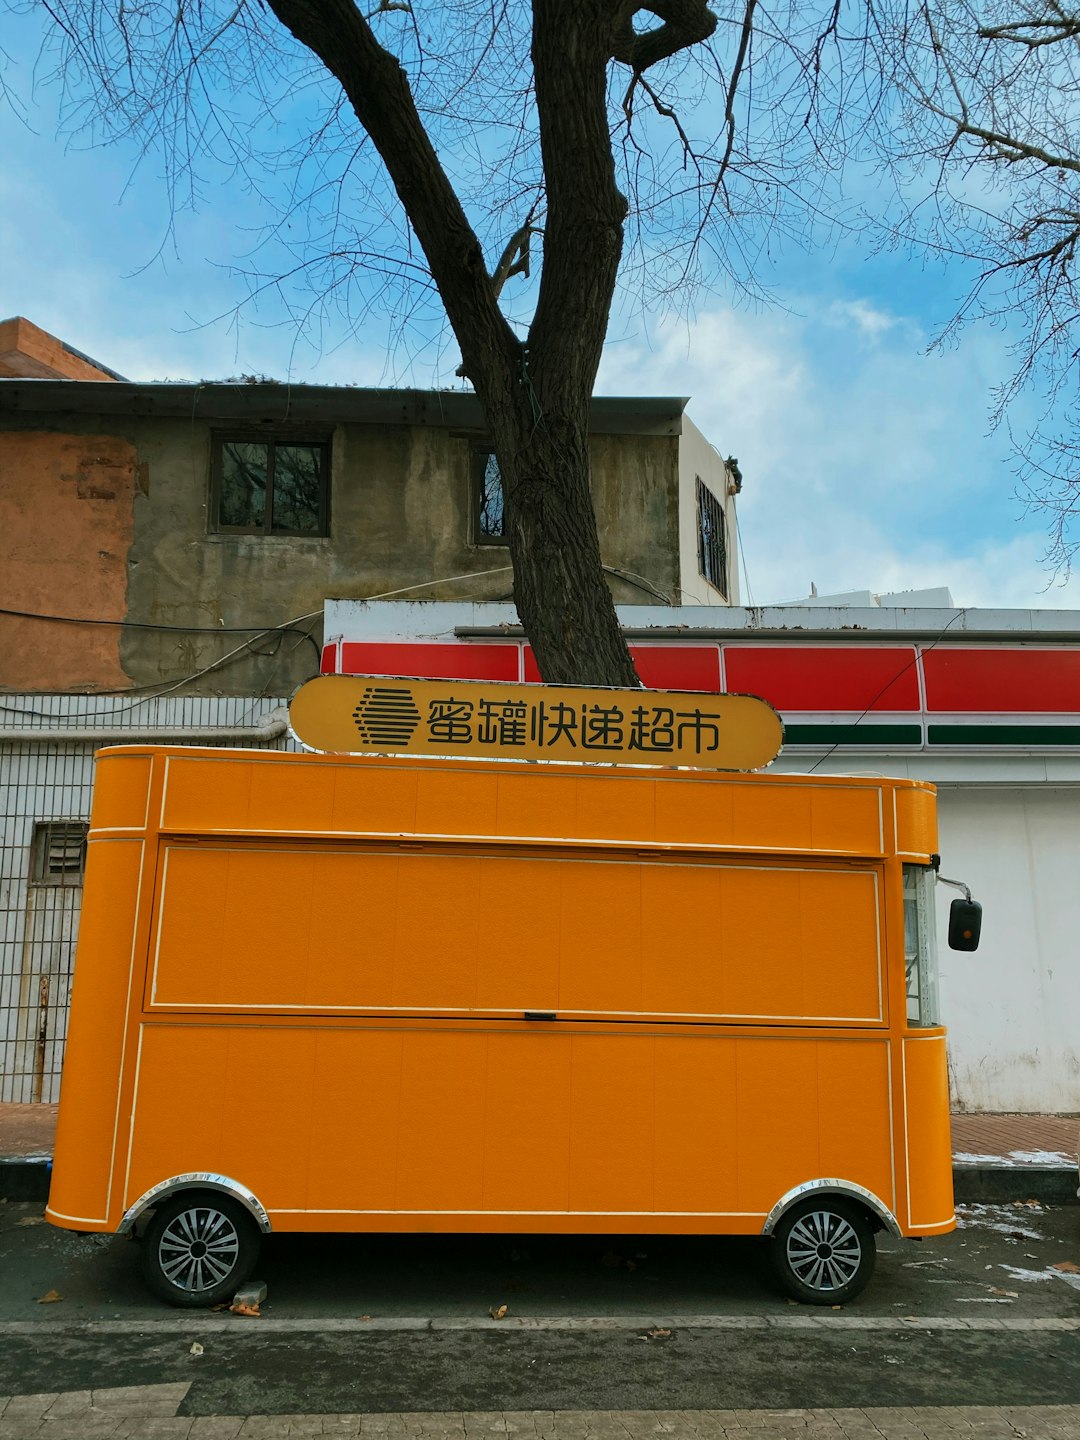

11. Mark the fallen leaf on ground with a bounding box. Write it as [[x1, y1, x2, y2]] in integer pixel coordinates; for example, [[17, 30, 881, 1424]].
[[988, 1288, 1019, 1298], [646, 1328, 672, 1340], [16, 1216, 44, 1227], [1052, 1261, 1080, 1274], [36, 1289, 62, 1304], [490, 1304, 508, 1320], [189, 1342, 204, 1356], [229, 1301, 261, 1317]]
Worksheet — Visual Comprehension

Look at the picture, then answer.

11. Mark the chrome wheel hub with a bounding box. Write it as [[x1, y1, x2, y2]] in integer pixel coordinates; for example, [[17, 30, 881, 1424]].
[[786, 1210, 862, 1291], [157, 1206, 241, 1293]]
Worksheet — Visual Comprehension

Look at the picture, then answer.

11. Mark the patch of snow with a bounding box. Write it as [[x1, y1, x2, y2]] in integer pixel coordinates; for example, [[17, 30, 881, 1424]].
[[952, 1150, 1072, 1166], [998, 1265, 1055, 1284], [954, 1203, 1044, 1239]]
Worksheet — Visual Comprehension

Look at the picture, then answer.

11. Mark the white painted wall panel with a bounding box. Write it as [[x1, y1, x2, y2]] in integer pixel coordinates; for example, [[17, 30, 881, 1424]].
[[936, 786, 1080, 1114]]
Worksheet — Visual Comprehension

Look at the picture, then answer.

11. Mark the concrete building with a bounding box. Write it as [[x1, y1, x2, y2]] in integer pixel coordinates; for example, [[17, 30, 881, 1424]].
[[0, 379, 738, 697], [0, 350, 738, 1102], [0, 316, 124, 384]]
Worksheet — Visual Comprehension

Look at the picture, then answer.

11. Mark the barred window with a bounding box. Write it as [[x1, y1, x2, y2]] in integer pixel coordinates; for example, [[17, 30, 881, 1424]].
[[30, 822, 89, 888], [212, 434, 330, 536], [472, 449, 507, 544], [696, 477, 728, 598]]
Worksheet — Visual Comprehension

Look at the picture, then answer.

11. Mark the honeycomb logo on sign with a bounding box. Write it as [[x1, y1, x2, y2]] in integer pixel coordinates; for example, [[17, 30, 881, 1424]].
[[351, 686, 422, 747]]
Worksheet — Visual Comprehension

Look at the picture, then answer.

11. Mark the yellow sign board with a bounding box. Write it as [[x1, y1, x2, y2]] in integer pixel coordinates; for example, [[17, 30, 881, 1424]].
[[290, 675, 783, 770]]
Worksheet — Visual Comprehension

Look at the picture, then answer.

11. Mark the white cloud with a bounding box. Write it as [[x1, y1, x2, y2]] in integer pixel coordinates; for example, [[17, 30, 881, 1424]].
[[598, 302, 1078, 613], [827, 298, 901, 340]]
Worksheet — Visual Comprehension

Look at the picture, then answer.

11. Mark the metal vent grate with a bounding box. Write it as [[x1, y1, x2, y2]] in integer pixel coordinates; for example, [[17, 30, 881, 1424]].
[[30, 822, 89, 888]]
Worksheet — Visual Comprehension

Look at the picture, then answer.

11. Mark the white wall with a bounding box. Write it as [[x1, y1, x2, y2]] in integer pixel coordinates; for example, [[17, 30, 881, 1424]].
[[676, 417, 739, 606], [935, 785, 1080, 1114]]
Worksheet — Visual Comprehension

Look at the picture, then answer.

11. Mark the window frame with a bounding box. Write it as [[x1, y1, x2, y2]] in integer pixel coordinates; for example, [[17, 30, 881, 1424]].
[[209, 428, 332, 537], [902, 863, 941, 1028], [696, 476, 729, 599], [470, 445, 509, 547]]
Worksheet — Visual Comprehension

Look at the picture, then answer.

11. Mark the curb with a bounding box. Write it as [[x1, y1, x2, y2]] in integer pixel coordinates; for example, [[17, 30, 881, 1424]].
[[952, 1164, 1078, 1206], [0, 1157, 51, 1202], [2, 1158, 1077, 1208]]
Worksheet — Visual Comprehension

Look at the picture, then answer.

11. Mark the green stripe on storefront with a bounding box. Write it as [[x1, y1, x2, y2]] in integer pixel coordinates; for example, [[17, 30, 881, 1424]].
[[927, 724, 1080, 746], [783, 724, 923, 746], [782, 723, 1080, 747]]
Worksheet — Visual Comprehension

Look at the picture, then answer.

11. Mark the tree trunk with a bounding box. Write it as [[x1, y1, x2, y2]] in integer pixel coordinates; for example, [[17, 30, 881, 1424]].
[[486, 389, 641, 689]]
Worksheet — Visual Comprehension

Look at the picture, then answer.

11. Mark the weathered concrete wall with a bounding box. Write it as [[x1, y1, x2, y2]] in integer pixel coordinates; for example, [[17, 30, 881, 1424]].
[[589, 433, 680, 604], [1, 411, 681, 695], [0, 431, 135, 690]]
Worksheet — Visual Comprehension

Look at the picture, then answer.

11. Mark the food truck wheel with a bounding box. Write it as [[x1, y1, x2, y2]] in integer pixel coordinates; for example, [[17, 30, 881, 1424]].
[[770, 1197, 876, 1305], [141, 1192, 261, 1307]]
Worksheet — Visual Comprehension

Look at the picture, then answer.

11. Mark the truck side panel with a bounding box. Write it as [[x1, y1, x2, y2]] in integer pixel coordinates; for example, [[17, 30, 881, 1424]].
[[121, 1022, 896, 1233], [157, 752, 899, 859], [901, 1033, 954, 1234], [148, 843, 885, 1026], [47, 839, 144, 1227]]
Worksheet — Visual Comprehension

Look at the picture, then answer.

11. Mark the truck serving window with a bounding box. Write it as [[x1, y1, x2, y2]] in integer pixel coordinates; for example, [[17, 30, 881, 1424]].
[[903, 863, 940, 1027]]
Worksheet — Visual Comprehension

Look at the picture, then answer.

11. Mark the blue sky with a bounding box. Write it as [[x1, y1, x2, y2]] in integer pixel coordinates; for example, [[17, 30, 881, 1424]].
[[2, 6, 1077, 612]]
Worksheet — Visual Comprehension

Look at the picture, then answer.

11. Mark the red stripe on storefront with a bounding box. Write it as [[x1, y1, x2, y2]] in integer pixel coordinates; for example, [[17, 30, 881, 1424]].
[[329, 638, 1080, 714], [922, 648, 1080, 713], [336, 641, 520, 682], [522, 645, 721, 691], [723, 646, 921, 712]]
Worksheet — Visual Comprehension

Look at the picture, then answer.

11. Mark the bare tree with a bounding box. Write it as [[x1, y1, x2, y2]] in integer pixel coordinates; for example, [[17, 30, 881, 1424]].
[[18, 0, 859, 681], [870, 0, 1080, 576]]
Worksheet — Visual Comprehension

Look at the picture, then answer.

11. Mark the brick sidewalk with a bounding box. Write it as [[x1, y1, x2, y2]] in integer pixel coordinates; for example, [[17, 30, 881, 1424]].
[[0, 1105, 56, 1159], [3, 1394, 1080, 1440], [951, 1112, 1077, 1164]]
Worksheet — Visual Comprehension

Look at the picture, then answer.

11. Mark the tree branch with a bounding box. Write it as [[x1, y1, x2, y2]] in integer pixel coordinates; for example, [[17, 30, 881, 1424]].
[[264, 0, 520, 389], [611, 0, 718, 73]]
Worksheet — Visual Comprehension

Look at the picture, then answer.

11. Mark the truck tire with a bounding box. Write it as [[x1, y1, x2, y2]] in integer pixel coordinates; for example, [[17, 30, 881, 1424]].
[[140, 1192, 260, 1307], [770, 1196, 876, 1304]]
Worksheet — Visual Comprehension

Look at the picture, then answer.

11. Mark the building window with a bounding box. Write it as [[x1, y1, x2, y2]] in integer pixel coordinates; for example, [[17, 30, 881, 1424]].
[[211, 434, 330, 535], [30, 822, 89, 888], [696, 477, 728, 598], [472, 448, 507, 544]]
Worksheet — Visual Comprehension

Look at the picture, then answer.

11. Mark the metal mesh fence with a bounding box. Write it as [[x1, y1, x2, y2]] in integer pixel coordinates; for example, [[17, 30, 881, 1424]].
[[0, 695, 295, 1103]]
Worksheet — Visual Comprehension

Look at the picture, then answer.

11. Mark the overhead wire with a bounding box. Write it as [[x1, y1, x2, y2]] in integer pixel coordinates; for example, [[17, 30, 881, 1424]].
[[806, 609, 970, 774], [0, 568, 521, 717]]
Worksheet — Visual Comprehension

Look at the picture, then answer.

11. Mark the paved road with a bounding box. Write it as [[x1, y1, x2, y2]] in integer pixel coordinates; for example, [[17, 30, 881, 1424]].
[[1, 1198, 1078, 1424]]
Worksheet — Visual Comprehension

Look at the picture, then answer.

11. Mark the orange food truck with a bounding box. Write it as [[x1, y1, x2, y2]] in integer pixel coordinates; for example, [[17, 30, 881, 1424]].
[[46, 733, 978, 1308]]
